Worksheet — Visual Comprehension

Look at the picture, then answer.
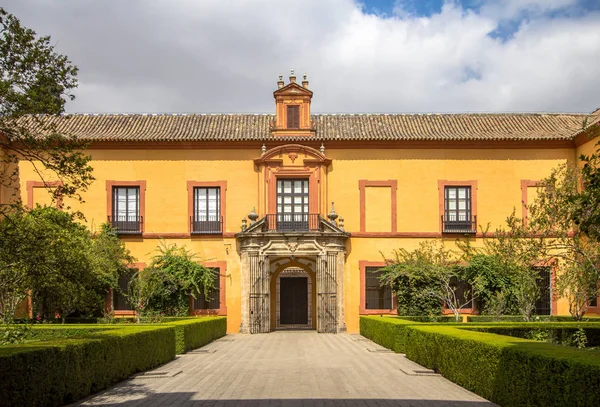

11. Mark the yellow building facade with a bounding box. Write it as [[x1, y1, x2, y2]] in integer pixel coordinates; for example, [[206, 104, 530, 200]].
[[12, 74, 600, 333]]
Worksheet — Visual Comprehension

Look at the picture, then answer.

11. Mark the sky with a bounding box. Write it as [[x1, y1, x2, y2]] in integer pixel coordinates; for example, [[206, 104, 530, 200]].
[[4, 0, 600, 114]]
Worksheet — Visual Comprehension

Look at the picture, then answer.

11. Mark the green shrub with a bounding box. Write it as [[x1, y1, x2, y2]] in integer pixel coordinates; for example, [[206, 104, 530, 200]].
[[395, 315, 456, 323], [0, 325, 176, 407], [164, 317, 227, 354], [404, 324, 600, 406], [360, 316, 419, 353], [462, 323, 600, 347]]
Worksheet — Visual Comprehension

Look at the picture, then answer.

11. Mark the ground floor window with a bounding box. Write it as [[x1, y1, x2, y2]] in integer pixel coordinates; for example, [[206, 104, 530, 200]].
[[534, 266, 552, 316], [365, 267, 393, 310], [113, 269, 136, 311], [193, 269, 220, 310]]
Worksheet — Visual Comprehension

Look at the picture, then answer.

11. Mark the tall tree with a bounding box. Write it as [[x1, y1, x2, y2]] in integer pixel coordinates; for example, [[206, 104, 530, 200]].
[[0, 7, 93, 214]]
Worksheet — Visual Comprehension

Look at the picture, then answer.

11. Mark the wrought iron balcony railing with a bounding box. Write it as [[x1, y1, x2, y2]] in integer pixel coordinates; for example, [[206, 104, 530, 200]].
[[442, 215, 477, 234], [108, 215, 143, 235], [264, 213, 321, 232], [190, 216, 223, 234]]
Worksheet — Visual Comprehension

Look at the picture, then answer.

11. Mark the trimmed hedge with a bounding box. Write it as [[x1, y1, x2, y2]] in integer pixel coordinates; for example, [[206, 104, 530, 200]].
[[394, 315, 457, 323], [405, 325, 600, 406], [164, 317, 227, 354], [466, 315, 600, 322], [463, 323, 600, 347], [0, 325, 176, 407], [360, 316, 600, 406]]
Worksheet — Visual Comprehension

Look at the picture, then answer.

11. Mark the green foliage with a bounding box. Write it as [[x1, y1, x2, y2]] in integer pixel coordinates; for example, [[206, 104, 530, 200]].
[[360, 317, 600, 407], [0, 325, 176, 407], [0, 208, 133, 323], [529, 164, 600, 320], [379, 241, 474, 321], [572, 118, 600, 240], [458, 212, 546, 321], [572, 327, 588, 349], [0, 7, 93, 215], [164, 317, 227, 354], [0, 323, 31, 345], [128, 241, 217, 320]]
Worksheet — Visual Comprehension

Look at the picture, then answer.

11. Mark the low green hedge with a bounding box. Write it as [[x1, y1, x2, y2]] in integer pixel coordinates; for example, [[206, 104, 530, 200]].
[[405, 325, 600, 406], [0, 325, 176, 407], [463, 323, 600, 347], [360, 316, 600, 406], [359, 316, 419, 353], [164, 317, 227, 354], [395, 315, 457, 323], [467, 315, 600, 322]]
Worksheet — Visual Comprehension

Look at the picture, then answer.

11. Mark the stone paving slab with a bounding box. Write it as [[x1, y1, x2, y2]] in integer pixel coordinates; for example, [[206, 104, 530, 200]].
[[72, 332, 496, 407]]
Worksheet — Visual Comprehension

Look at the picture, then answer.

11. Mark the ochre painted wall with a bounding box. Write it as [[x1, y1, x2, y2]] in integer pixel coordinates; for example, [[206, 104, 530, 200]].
[[17, 145, 588, 333]]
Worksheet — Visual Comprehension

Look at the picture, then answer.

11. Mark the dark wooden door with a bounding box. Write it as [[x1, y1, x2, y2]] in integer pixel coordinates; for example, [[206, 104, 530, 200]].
[[280, 277, 308, 324]]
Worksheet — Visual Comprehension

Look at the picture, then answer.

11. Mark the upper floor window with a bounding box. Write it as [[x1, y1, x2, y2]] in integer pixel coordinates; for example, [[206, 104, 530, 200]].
[[365, 267, 393, 310], [112, 186, 142, 234], [443, 186, 475, 233], [192, 187, 221, 234], [287, 105, 300, 129], [275, 179, 310, 231]]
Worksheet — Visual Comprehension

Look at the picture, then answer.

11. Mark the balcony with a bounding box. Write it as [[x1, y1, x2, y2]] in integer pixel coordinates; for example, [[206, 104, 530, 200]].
[[264, 214, 321, 232], [442, 215, 477, 234], [108, 216, 143, 235], [190, 216, 223, 235]]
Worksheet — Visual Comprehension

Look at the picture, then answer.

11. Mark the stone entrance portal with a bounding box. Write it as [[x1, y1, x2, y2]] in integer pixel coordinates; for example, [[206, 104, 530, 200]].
[[237, 216, 348, 334]]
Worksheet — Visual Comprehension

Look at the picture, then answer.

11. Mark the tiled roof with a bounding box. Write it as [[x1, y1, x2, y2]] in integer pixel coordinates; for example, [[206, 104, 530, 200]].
[[20, 112, 595, 142]]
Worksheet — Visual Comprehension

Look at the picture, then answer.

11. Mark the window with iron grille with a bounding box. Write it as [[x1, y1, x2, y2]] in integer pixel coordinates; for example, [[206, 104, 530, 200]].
[[450, 277, 473, 308], [444, 186, 473, 232], [192, 187, 221, 233], [287, 105, 300, 129], [365, 267, 393, 309], [590, 296, 598, 307], [112, 186, 141, 233], [534, 266, 552, 315], [193, 269, 220, 309], [113, 269, 136, 311]]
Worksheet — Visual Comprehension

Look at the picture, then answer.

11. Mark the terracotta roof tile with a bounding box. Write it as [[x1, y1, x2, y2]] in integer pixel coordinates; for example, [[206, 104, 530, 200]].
[[18, 112, 593, 142]]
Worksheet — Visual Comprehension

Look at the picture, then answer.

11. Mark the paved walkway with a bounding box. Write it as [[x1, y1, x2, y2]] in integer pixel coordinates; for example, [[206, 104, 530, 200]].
[[74, 332, 495, 406]]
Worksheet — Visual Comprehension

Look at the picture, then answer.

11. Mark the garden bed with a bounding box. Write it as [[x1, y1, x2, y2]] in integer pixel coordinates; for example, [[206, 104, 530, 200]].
[[0, 317, 226, 407], [360, 316, 600, 407]]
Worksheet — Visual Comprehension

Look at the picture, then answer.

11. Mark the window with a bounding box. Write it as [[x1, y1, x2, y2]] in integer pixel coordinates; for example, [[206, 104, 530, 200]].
[[443, 186, 474, 233], [276, 179, 309, 231], [590, 296, 598, 307], [534, 266, 552, 316], [113, 269, 136, 311], [193, 269, 220, 310], [192, 187, 221, 234], [365, 267, 393, 310], [112, 186, 141, 233], [287, 105, 300, 129]]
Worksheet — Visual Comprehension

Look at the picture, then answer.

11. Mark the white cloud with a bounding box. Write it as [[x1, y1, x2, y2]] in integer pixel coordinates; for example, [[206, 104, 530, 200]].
[[3, 0, 600, 113]]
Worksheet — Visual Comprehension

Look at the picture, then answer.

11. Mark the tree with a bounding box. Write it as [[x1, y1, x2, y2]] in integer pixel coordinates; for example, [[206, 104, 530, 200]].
[[529, 164, 600, 320], [380, 241, 476, 321], [0, 7, 93, 215], [571, 118, 600, 241], [127, 242, 217, 321], [0, 207, 133, 323]]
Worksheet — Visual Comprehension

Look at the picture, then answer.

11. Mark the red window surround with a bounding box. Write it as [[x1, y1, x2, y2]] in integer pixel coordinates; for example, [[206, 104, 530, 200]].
[[189, 261, 227, 316], [106, 180, 147, 233], [359, 260, 397, 315], [186, 181, 227, 234], [438, 180, 478, 233]]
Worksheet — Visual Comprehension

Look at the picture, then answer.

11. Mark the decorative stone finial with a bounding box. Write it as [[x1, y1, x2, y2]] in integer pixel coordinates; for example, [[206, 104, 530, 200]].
[[248, 207, 259, 224], [327, 202, 338, 223], [279, 75, 283, 81], [320, 142, 325, 154], [303, 72, 307, 80], [241, 218, 247, 231], [339, 217, 345, 231], [290, 68, 294, 76], [261, 143, 267, 155]]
